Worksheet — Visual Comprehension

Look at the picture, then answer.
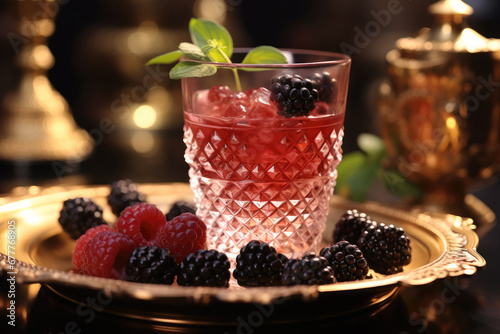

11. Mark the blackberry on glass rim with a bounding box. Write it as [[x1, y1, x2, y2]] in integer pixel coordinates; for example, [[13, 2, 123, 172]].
[[182, 51, 350, 259]]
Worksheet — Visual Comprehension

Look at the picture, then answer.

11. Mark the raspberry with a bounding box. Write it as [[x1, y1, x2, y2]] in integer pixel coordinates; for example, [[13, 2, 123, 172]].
[[72, 224, 113, 270], [125, 246, 178, 284], [80, 230, 136, 279], [233, 240, 286, 287], [165, 200, 196, 221], [177, 249, 230, 287], [320, 241, 370, 282], [116, 203, 167, 247], [333, 209, 373, 244], [310, 72, 336, 103], [157, 213, 207, 264], [58, 197, 108, 240], [281, 253, 336, 286], [270, 74, 319, 118], [107, 179, 147, 216], [357, 223, 412, 275]]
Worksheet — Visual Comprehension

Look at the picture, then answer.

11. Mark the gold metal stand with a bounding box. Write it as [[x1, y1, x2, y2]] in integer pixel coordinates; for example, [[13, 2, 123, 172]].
[[378, 0, 500, 216], [0, 0, 93, 162]]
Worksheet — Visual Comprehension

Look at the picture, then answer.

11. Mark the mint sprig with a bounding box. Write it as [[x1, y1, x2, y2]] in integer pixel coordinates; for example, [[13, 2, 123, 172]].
[[335, 134, 422, 202], [146, 18, 288, 91]]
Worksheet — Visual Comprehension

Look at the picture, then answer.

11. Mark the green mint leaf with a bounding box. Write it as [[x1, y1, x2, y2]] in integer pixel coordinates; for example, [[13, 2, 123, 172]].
[[146, 50, 184, 66], [382, 170, 423, 200], [241, 46, 288, 69], [335, 151, 380, 202], [189, 18, 233, 62], [335, 152, 368, 198], [178, 42, 210, 61], [344, 160, 380, 202], [357, 133, 385, 161], [169, 61, 217, 79]]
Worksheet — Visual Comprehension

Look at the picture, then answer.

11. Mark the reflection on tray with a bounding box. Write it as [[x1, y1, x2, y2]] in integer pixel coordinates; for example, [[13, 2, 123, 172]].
[[0, 183, 486, 324]]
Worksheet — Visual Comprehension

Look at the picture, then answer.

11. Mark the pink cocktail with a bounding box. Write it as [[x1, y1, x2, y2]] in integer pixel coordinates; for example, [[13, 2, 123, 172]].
[[182, 50, 351, 258]]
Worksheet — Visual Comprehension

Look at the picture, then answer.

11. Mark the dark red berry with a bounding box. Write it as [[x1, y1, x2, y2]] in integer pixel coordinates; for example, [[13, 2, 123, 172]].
[[281, 253, 335, 286], [116, 203, 167, 247], [58, 197, 107, 240], [157, 212, 207, 264], [270, 74, 319, 118], [357, 223, 411, 275], [178, 249, 230, 287], [73, 224, 113, 270], [80, 230, 136, 279], [320, 240, 370, 281], [125, 246, 178, 285], [333, 209, 373, 244], [107, 179, 147, 216], [233, 240, 286, 287], [165, 200, 196, 221]]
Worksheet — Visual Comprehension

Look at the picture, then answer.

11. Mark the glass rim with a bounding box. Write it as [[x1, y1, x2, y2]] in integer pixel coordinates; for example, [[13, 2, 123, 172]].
[[182, 48, 351, 69]]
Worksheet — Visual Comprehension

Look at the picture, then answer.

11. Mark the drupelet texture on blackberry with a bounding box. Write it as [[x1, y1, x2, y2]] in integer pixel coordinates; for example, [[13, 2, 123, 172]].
[[333, 209, 373, 244], [125, 246, 177, 285], [357, 223, 412, 275], [58, 197, 108, 240], [233, 240, 286, 287], [310, 72, 336, 103], [177, 249, 230, 287], [270, 74, 319, 117], [281, 253, 336, 286], [165, 200, 196, 221], [320, 240, 369, 282], [107, 179, 147, 216]]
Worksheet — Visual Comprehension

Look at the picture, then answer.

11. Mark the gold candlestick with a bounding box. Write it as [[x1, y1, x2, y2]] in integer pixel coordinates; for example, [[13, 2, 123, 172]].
[[0, 0, 93, 162]]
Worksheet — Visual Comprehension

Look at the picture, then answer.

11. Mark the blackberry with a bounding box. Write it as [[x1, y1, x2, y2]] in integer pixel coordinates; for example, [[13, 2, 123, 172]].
[[333, 209, 373, 244], [107, 179, 147, 216], [165, 200, 196, 221], [58, 197, 107, 240], [320, 241, 369, 282], [233, 240, 286, 287], [125, 246, 177, 284], [281, 253, 335, 286], [270, 74, 319, 117], [177, 249, 230, 287], [357, 223, 412, 275], [310, 72, 336, 103]]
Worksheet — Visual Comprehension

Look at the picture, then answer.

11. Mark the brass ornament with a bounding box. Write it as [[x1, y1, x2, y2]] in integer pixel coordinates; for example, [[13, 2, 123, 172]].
[[378, 0, 500, 214], [0, 0, 93, 162]]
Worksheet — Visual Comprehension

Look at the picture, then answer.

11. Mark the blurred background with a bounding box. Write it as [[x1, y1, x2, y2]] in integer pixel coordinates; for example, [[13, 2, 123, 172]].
[[1, 2, 500, 333], [0, 0, 499, 192]]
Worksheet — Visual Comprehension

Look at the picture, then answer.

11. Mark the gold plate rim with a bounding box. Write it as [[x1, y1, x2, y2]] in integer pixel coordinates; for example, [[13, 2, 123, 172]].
[[0, 183, 486, 305]]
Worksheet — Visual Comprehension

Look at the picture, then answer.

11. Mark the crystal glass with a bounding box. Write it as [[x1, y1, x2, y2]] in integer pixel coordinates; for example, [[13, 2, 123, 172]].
[[181, 49, 351, 258]]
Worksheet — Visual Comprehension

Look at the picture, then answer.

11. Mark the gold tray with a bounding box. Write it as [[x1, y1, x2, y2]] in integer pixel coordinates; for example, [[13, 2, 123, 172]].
[[0, 183, 486, 325]]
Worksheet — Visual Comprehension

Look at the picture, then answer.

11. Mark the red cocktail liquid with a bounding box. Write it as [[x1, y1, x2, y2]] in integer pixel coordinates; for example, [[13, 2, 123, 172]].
[[183, 87, 344, 258]]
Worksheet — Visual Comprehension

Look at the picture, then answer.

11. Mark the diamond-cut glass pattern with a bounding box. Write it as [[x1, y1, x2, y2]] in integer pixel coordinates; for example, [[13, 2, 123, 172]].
[[184, 113, 345, 258]]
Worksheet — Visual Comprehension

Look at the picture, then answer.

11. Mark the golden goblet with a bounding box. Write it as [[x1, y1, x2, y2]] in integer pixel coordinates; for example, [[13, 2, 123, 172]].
[[378, 0, 500, 217]]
